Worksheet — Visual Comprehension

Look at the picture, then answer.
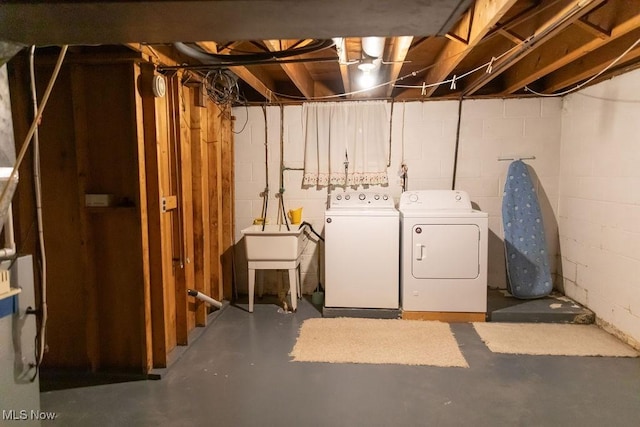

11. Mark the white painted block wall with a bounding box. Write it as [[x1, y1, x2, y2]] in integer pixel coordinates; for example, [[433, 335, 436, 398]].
[[233, 98, 562, 296], [559, 69, 640, 345]]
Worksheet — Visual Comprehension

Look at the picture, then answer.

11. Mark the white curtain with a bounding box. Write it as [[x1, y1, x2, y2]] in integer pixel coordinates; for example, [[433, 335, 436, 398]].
[[302, 101, 389, 187]]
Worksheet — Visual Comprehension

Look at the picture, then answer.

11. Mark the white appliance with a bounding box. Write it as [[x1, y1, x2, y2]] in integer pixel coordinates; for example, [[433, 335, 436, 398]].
[[399, 190, 488, 313], [324, 191, 399, 309]]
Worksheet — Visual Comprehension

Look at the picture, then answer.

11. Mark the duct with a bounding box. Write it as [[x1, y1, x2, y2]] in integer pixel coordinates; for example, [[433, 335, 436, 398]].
[[0, 41, 24, 67], [174, 40, 335, 65]]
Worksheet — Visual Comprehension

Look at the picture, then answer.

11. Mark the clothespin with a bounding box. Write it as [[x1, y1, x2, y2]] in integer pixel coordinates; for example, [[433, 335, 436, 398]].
[[421, 82, 426, 96], [486, 57, 496, 74], [450, 75, 457, 90]]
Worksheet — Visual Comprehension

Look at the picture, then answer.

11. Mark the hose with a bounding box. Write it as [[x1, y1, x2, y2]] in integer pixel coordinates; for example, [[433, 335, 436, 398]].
[[278, 105, 289, 231], [298, 221, 324, 242], [261, 105, 269, 230]]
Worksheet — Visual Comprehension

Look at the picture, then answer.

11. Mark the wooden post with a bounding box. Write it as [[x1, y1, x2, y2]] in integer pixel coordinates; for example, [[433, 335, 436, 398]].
[[189, 88, 211, 326]]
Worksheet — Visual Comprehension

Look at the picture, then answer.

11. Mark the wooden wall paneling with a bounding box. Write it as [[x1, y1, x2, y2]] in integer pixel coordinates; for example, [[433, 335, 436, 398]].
[[28, 62, 90, 368], [140, 64, 171, 367], [178, 81, 197, 334], [156, 74, 178, 358], [76, 63, 146, 369], [189, 87, 211, 326], [220, 106, 234, 300], [206, 102, 223, 301], [132, 63, 154, 373], [69, 65, 100, 371], [167, 73, 195, 345]]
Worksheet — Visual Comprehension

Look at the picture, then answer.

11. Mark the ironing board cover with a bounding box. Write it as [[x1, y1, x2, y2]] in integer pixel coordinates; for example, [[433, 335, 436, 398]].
[[502, 160, 552, 299]]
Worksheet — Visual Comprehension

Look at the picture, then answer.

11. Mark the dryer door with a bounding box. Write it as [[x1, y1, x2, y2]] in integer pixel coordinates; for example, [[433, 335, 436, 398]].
[[412, 224, 480, 279]]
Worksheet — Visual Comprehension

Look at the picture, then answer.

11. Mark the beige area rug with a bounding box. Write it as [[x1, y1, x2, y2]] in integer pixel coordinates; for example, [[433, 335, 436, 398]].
[[473, 323, 639, 357], [289, 318, 468, 367]]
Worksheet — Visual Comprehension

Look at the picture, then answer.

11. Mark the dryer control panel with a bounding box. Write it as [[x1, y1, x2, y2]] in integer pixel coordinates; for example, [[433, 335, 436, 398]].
[[328, 191, 395, 209], [399, 190, 471, 211]]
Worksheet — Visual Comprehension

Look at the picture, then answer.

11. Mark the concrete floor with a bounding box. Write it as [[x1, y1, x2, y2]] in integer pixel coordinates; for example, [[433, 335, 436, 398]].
[[41, 298, 640, 427]]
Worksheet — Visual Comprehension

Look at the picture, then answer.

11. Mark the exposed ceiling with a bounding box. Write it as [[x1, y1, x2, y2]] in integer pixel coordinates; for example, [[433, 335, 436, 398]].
[[3, 0, 640, 103]]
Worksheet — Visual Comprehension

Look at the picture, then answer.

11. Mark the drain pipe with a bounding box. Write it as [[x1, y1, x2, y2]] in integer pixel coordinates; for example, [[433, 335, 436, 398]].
[[187, 289, 222, 309], [451, 96, 463, 191], [0, 204, 16, 258]]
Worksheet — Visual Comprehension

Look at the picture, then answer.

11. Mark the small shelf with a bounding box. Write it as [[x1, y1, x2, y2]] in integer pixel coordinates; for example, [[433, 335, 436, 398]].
[[0, 287, 21, 301]]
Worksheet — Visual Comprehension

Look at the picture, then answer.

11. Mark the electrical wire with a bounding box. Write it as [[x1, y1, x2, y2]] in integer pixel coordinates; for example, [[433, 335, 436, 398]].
[[232, 102, 250, 134], [24, 46, 68, 379], [29, 46, 48, 377], [524, 35, 640, 97]]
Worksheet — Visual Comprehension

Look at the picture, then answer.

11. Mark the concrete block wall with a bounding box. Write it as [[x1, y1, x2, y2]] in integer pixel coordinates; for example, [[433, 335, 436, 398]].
[[233, 98, 563, 296], [559, 69, 640, 345]]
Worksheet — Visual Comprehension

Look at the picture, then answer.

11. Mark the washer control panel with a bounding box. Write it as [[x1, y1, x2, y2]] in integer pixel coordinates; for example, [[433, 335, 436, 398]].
[[329, 191, 395, 209]]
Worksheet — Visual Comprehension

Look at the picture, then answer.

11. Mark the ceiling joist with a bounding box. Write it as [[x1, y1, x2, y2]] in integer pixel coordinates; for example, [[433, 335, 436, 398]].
[[500, 2, 640, 94], [195, 41, 277, 101], [542, 28, 640, 93], [420, 0, 518, 98], [463, 0, 606, 96], [263, 39, 335, 99]]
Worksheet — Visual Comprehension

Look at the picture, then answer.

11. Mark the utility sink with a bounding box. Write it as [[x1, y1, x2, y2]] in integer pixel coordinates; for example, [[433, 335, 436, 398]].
[[241, 224, 307, 262], [241, 224, 308, 313]]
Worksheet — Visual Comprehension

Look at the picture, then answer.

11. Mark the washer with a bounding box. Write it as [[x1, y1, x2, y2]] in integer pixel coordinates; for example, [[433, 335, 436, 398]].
[[399, 190, 488, 314], [324, 191, 399, 311]]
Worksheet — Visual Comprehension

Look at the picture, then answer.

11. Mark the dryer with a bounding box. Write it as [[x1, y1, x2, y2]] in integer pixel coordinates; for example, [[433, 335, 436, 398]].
[[324, 191, 399, 312], [399, 190, 488, 316]]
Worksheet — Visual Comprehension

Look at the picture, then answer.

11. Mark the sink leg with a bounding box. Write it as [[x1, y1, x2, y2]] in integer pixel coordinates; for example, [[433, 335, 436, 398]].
[[288, 268, 298, 312], [248, 268, 255, 313]]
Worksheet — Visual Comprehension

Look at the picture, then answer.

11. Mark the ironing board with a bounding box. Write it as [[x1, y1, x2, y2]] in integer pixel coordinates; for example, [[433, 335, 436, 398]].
[[502, 160, 552, 299]]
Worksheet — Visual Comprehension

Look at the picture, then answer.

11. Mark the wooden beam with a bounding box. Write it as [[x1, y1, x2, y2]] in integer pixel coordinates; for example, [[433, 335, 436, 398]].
[[196, 41, 277, 101], [220, 106, 235, 300], [188, 88, 211, 326], [574, 18, 611, 39], [422, 0, 518, 97], [207, 104, 224, 301], [500, 4, 640, 94], [132, 63, 154, 373], [542, 28, 640, 93], [125, 43, 179, 67], [385, 36, 413, 97], [463, 0, 606, 96], [497, 28, 525, 44], [263, 39, 335, 99]]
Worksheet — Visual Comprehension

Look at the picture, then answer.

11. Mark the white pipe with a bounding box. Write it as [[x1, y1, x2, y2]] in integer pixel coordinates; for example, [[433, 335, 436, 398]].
[[0, 204, 16, 258], [30, 45, 49, 367], [0, 45, 67, 226], [187, 289, 222, 309]]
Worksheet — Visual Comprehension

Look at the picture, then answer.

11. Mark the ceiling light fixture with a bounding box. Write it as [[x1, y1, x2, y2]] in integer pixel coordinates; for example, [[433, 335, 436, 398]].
[[357, 56, 378, 72], [359, 70, 376, 89]]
